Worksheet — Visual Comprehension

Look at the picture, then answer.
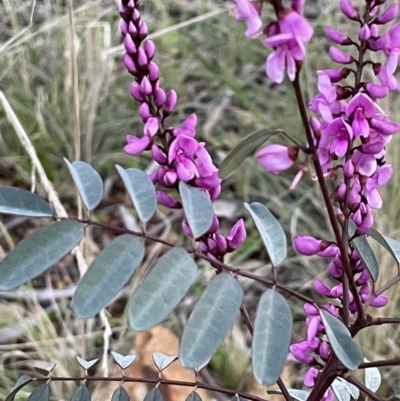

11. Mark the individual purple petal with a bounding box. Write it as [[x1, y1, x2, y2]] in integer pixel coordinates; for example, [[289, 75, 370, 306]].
[[319, 341, 330, 360], [137, 48, 148, 69], [215, 234, 228, 254], [291, 0, 305, 12], [340, 0, 358, 20], [279, 10, 314, 43], [144, 117, 159, 137], [123, 54, 138, 75], [164, 90, 178, 114], [130, 81, 144, 101], [149, 61, 160, 82], [155, 87, 166, 107], [376, 4, 399, 24], [358, 24, 371, 41], [151, 145, 167, 164], [365, 83, 389, 99], [290, 341, 314, 364], [227, 219, 247, 249], [138, 102, 150, 121], [369, 295, 388, 307], [325, 26, 348, 44], [140, 76, 152, 95], [145, 40, 156, 59], [124, 34, 137, 54], [182, 219, 193, 237], [329, 47, 354, 64], [256, 144, 298, 174], [208, 216, 220, 233], [124, 135, 151, 155], [314, 279, 332, 296], [157, 190, 180, 208], [304, 367, 319, 387], [293, 235, 322, 255], [266, 48, 286, 84], [370, 115, 400, 135], [352, 150, 377, 176], [233, 0, 262, 37], [345, 93, 376, 118], [304, 303, 319, 315]]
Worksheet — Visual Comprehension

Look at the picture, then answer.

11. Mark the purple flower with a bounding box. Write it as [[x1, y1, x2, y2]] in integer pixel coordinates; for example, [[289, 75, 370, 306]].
[[256, 144, 298, 174], [293, 235, 322, 256], [168, 135, 199, 181], [233, 0, 262, 37], [227, 219, 247, 250]]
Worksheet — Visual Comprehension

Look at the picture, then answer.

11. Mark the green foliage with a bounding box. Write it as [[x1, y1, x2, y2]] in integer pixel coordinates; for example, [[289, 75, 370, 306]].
[[0, 221, 84, 290], [245, 202, 287, 267], [26, 384, 50, 401], [252, 289, 292, 385], [111, 352, 137, 370], [111, 387, 130, 401], [185, 392, 202, 401], [152, 352, 177, 371], [143, 388, 163, 401], [179, 273, 243, 368], [116, 165, 157, 223], [128, 247, 198, 331], [179, 181, 214, 238], [64, 159, 104, 211], [369, 228, 400, 265], [0, 187, 53, 217], [5, 376, 32, 401], [320, 310, 363, 370], [70, 385, 91, 401], [72, 235, 145, 318]]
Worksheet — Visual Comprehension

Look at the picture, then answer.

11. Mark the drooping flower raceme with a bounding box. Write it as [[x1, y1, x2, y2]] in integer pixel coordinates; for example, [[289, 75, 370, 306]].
[[120, 0, 246, 260]]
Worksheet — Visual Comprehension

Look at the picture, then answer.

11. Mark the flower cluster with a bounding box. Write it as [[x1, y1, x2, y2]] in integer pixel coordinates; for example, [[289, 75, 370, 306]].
[[234, 0, 399, 398], [233, 0, 314, 83], [120, 0, 246, 259]]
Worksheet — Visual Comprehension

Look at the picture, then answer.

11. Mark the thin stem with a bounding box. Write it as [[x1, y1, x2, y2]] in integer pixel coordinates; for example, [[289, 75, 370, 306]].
[[370, 317, 400, 326], [345, 375, 384, 401], [359, 358, 400, 369], [34, 376, 268, 401]]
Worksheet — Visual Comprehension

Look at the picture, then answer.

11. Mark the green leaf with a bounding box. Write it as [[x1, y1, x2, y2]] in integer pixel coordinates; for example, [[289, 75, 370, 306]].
[[76, 356, 99, 370], [365, 359, 381, 393], [268, 389, 310, 401], [128, 247, 198, 331], [0, 187, 53, 217], [185, 392, 202, 401], [27, 384, 50, 401], [116, 165, 157, 223], [111, 387, 130, 401], [369, 228, 400, 265], [180, 273, 243, 368], [73, 235, 144, 318], [111, 351, 137, 370], [332, 379, 350, 401], [5, 375, 32, 401], [320, 309, 363, 370], [252, 289, 292, 385], [33, 363, 56, 376], [0, 221, 84, 291], [70, 385, 91, 401], [338, 378, 360, 399], [348, 221, 379, 281], [152, 352, 177, 371], [64, 159, 103, 211], [179, 182, 213, 238], [143, 388, 164, 401], [219, 129, 278, 179], [245, 202, 287, 267]]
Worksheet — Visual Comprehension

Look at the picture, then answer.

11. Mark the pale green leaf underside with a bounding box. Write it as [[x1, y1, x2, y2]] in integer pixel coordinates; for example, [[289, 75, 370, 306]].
[[365, 359, 381, 393], [348, 221, 379, 281], [64, 159, 103, 211], [332, 378, 350, 401], [179, 273, 243, 368], [27, 384, 50, 401], [179, 181, 214, 238], [320, 309, 363, 370], [0, 221, 84, 291], [252, 289, 292, 385], [129, 247, 198, 331], [76, 356, 99, 370], [152, 352, 177, 371], [116, 165, 157, 223], [0, 187, 53, 217], [245, 202, 287, 267], [111, 351, 137, 370], [73, 235, 144, 319]]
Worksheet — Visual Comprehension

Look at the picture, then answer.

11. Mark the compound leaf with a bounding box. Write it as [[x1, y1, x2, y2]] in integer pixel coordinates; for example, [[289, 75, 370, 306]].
[[369, 228, 400, 265], [111, 352, 137, 370], [252, 289, 292, 385], [111, 387, 129, 401], [70, 385, 91, 401], [180, 273, 243, 368], [0, 187, 53, 217], [76, 356, 99, 370], [0, 221, 84, 291], [152, 352, 177, 371], [116, 165, 157, 223], [320, 309, 363, 370], [179, 182, 213, 238], [245, 202, 286, 267], [129, 247, 197, 331], [5, 375, 32, 401], [27, 384, 50, 401], [64, 159, 103, 211], [219, 129, 277, 179], [143, 388, 163, 401], [73, 235, 144, 319], [349, 221, 379, 281]]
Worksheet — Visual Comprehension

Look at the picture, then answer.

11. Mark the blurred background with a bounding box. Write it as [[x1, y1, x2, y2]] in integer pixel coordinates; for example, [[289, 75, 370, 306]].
[[1, 0, 400, 399]]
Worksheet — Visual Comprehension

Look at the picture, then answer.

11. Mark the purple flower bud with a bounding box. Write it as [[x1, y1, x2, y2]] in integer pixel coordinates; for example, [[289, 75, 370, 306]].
[[207, 238, 217, 253], [329, 47, 354, 64], [132, 8, 140, 23], [227, 219, 246, 250], [304, 367, 319, 387], [124, 134, 151, 155], [138, 102, 150, 121], [151, 145, 167, 164], [256, 144, 298, 175], [358, 24, 371, 41], [149, 61, 160, 82], [137, 48, 148, 69], [124, 34, 137, 54], [370, 34, 389, 51], [157, 190, 180, 208], [328, 260, 341, 279], [344, 160, 355, 177], [369, 295, 388, 307], [290, 341, 314, 364], [304, 303, 319, 315], [314, 279, 332, 296], [128, 21, 137, 37], [209, 215, 220, 233], [120, 19, 128, 35], [199, 240, 208, 253], [336, 183, 346, 200], [140, 76, 152, 96], [291, 0, 305, 12], [376, 4, 398, 24], [215, 234, 228, 254], [163, 170, 178, 186], [365, 83, 388, 99], [164, 90, 178, 114], [356, 268, 370, 285], [145, 40, 156, 60], [123, 54, 138, 75], [138, 21, 148, 39], [325, 26, 348, 44], [155, 87, 166, 107], [340, 0, 358, 20], [182, 219, 193, 237], [319, 341, 330, 360], [324, 68, 350, 83], [370, 24, 378, 36], [293, 235, 322, 256]]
